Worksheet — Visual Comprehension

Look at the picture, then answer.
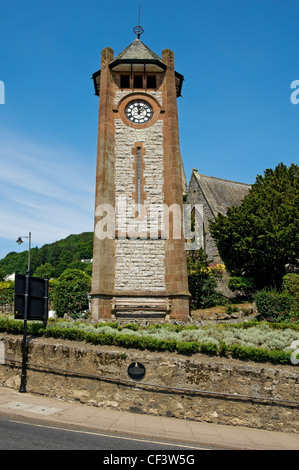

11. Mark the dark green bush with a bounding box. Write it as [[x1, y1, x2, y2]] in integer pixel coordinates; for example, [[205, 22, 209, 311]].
[[114, 333, 145, 350], [228, 344, 291, 364], [122, 323, 139, 331], [176, 341, 200, 355], [228, 276, 255, 299], [254, 289, 294, 321], [52, 269, 91, 319], [199, 342, 218, 355], [187, 249, 225, 309]]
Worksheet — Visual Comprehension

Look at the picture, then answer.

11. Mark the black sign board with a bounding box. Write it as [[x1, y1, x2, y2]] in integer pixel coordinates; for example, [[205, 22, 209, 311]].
[[128, 362, 146, 381], [14, 273, 48, 323]]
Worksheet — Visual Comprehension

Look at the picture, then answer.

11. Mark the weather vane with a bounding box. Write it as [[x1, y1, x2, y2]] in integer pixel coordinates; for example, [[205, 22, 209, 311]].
[[133, 3, 144, 39]]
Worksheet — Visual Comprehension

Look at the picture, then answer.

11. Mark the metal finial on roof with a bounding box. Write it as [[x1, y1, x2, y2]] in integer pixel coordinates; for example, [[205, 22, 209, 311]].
[[133, 25, 144, 39], [133, 3, 144, 39]]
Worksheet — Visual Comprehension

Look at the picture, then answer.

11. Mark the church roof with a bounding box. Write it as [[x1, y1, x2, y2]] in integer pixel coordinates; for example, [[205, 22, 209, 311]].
[[190, 170, 251, 217]]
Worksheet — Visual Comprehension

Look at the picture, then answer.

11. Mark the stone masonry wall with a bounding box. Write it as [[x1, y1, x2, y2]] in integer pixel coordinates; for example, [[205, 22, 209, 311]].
[[0, 333, 298, 433], [115, 239, 165, 291], [114, 90, 165, 292], [187, 174, 220, 262]]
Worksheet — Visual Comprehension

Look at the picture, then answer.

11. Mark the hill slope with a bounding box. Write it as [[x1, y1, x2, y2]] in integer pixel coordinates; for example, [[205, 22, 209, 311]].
[[0, 232, 93, 279]]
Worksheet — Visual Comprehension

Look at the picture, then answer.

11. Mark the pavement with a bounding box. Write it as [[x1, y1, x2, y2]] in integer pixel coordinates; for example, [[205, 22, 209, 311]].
[[0, 386, 298, 450]]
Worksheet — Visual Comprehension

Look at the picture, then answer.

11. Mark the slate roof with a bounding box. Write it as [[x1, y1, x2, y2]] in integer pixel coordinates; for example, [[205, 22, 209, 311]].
[[191, 170, 251, 217], [113, 38, 162, 62]]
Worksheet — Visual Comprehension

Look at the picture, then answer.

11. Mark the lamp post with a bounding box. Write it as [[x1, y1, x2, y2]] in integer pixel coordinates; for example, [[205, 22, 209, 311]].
[[16, 231, 31, 393], [16, 231, 31, 273]]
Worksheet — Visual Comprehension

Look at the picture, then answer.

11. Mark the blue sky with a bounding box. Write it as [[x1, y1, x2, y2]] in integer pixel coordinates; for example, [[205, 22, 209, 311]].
[[0, 0, 298, 260]]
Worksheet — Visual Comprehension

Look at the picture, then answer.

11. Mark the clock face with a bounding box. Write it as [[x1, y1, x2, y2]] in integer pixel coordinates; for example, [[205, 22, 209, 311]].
[[125, 100, 153, 124]]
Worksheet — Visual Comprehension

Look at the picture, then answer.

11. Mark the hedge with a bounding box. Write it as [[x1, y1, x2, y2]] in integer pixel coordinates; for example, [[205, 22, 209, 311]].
[[0, 315, 297, 365]]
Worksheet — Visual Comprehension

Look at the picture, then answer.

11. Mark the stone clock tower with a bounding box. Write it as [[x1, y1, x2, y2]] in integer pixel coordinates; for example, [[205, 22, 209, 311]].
[[90, 27, 190, 322]]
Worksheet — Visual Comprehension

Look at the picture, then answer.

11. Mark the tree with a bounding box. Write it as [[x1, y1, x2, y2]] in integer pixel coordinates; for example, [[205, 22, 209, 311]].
[[0, 232, 93, 278], [34, 262, 55, 279], [52, 269, 91, 318], [210, 163, 299, 290]]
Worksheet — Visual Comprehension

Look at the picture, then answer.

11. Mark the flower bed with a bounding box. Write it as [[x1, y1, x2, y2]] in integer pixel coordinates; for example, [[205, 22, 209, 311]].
[[0, 315, 298, 365]]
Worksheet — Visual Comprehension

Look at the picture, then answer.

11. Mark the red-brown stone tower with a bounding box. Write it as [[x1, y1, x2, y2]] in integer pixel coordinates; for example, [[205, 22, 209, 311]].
[[90, 29, 190, 322]]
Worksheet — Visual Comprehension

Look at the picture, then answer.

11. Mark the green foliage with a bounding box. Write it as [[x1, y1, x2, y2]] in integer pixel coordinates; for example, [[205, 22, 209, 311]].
[[176, 341, 200, 355], [254, 289, 295, 322], [1, 315, 298, 364], [228, 276, 255, 299], [282, 274, 299, 297], [228, 344, 291, 364], [52, 269, 91, 319], [0, 316, 44, 336], [34, 263, 55, 279], [0, 281, 14, 305], [281, 273, 299, 320], [187, 249, 225, 309], [0, 232, 93, 279], [210, 163, 299, 290]]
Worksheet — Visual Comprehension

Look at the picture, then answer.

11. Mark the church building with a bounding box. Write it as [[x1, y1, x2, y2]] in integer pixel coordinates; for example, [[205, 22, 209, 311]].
[[187, 169, 251, 263]]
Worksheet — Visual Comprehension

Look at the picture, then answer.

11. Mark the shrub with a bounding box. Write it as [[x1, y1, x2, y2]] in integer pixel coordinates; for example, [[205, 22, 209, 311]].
[[228, 276, 255, 299], [187, 249, 225, 309], [52, 269, 91, 319], [199, 342, 218, 355], [254, 289, 294, 321], [176, 341, 200, 355], [282, 273, 299, 297], [114, 333, 145, 350], [282, 274, 299, 320], [228, 344, 291, 364], [0, 281, 14, 306], [1, 315, 298, 365]]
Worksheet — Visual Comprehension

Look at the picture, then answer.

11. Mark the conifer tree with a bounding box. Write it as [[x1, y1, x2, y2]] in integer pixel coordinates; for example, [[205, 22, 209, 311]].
[[210, 163, 299, 289]]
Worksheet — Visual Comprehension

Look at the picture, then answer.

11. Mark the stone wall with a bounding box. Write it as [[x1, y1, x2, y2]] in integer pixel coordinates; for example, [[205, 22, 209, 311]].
[[114, 102, 165, 292], [0, 333, 298, 433], [187, 173, 220, 262], [115, 239, 165, 292]]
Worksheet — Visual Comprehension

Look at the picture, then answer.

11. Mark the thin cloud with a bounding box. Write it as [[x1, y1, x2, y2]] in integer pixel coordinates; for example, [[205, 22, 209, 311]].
[[0, 129, 95, 257]]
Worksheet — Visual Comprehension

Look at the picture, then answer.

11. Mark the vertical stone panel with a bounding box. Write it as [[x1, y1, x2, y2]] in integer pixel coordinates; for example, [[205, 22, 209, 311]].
[[162, 49, 190, 320], [91, 47, 116, 317]]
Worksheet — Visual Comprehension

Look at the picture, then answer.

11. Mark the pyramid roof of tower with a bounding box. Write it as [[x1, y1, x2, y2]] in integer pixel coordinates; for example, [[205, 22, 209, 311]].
[[113, 38, 161, 62]]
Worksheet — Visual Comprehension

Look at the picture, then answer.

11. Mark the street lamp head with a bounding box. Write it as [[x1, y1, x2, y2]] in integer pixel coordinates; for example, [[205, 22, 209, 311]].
[[16, 237, 23, 245]]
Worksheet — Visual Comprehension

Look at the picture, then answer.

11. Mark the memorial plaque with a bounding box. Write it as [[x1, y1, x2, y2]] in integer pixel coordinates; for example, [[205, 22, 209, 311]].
[[127, 362, 146, 381]]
